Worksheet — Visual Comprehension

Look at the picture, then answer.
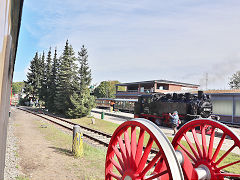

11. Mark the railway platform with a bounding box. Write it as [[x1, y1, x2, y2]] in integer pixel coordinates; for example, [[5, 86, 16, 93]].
[[91, 108, 240, 155], [92, 108, 240, 137], [91, 108, 134, 120]]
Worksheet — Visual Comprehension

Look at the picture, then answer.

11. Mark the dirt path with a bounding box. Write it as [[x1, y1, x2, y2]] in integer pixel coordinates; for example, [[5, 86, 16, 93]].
[[13, 107, 99, 180]]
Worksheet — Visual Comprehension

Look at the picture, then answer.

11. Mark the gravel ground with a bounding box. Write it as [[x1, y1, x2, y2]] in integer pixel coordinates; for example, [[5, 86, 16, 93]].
[[4, 108, 21, 180]]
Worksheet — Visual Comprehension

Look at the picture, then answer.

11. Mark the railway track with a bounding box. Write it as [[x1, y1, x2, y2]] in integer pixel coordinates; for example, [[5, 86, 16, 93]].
[[16, 107, 159, 157]]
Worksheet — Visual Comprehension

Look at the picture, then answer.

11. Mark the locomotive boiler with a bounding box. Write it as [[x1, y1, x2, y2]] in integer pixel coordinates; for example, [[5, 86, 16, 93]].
[[134, 91, 218, 126]]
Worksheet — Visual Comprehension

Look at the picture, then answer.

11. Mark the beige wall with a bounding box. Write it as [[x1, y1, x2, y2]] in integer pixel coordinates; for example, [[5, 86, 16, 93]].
[[0, 0, 11, 179]]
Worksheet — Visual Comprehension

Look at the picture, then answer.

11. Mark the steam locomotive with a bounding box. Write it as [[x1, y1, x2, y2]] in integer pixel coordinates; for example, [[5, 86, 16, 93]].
[[134, 91, 218, 126]]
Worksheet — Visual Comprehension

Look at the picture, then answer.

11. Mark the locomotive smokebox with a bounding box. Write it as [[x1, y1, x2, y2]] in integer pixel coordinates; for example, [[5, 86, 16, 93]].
[[198, 91, 203, 100]]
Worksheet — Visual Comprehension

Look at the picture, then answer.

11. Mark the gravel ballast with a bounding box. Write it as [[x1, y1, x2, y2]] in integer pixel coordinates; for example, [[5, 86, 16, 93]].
[[4, 108, 21, 180]]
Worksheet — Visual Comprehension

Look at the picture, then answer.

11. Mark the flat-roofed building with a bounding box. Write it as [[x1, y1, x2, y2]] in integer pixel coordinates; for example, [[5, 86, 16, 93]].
[[204, 90, 240, 124], [115, 80, 199, 99]]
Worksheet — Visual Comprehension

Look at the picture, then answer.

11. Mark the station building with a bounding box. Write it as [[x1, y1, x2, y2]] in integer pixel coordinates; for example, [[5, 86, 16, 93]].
[[115, 80, 240, 124], [205, 90, 240, 124], [115, 80, 199, 99]]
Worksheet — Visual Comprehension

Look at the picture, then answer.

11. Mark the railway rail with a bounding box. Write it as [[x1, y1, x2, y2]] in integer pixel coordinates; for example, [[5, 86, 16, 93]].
[[17, 107, 111, 147]]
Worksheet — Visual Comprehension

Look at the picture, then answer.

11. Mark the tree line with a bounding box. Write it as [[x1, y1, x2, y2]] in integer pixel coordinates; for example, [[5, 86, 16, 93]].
[[24, 40, 95, 118]]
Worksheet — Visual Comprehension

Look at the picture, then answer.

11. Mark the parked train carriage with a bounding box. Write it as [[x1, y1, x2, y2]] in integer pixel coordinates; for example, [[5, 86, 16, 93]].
[[114, 99, 137, 113], [134, 91, 217, 127], [95, 98, 114, 109]]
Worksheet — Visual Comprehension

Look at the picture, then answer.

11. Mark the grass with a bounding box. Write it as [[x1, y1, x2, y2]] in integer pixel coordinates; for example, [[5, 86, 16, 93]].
[[16, 176, 29, 180], [34, 120, 106, 179], [72, 116, 119, 135]]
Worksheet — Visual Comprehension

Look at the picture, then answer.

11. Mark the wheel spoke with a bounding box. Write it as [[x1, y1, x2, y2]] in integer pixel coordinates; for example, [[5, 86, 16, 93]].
[[112, 145, 125, 170], [183, 133, 200, 160], [215, 144, 236, 166], [135, 129, 145, 166], [124, 129, 131, 164], [192, 128, 203, 158], [136, 137, 154, 173], [139, 152, 162, 178], [216, 160, 240, 171], [144, 170, 168, 180], [177, 142, 197, 163], [208, 127, 216, 159], [201, 125, 207, 158], [110, 158, 123, 175], [215, 172, 240, 178], [211, 133, 226, 163], [131, 126, 137, 170], [108, 172, 121, 180], [117, 136, 128, 167]]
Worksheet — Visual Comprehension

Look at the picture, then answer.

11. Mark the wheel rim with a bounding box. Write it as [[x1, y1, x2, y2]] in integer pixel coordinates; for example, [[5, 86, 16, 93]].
[[172, 119, 240, 180], [105, 118, 184, 180]]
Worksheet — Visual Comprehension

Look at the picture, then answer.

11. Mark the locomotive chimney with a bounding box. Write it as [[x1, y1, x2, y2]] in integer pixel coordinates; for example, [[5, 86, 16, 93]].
[[185, 93, 190, 101], [198, 91, 203, 100], [173, 93, 178, 100]]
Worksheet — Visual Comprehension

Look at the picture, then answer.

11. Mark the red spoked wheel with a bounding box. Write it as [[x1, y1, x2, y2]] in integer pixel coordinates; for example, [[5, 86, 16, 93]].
[[105, 118, 184, 180], [172, 119, 240, 180]]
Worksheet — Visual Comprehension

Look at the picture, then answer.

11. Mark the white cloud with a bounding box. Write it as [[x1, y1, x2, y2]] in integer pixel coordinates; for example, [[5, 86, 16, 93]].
[[19, 0, 240, 89]]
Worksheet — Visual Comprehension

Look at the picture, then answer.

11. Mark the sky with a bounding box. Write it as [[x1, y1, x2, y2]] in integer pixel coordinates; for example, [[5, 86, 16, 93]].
[[14, 0, 240, 89]]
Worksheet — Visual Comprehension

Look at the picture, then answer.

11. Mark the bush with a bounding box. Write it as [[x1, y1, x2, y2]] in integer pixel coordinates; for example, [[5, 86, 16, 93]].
[[19, 98, 29, 106]]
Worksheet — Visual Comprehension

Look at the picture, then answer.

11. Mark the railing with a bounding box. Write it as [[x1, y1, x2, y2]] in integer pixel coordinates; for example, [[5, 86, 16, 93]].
[[127, 90, 138, 92], [117, 90, 138, 94]]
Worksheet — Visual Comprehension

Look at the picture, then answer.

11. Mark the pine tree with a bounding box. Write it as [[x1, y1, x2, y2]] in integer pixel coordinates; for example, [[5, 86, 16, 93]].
[[24, 52, 40, 99], [55, 40, 77, 114], [66, 45, 95, 118]]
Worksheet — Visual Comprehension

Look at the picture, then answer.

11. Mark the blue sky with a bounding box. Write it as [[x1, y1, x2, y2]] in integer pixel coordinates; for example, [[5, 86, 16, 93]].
[[14, 0, 240, 89]]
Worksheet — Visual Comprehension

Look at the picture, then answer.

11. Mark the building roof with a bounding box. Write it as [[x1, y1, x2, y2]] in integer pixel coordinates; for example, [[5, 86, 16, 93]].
[[203, 89, 240, 94], [116, 80, 200, 87]]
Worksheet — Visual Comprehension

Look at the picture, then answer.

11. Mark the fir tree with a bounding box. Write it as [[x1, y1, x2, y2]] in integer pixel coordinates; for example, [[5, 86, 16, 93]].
[[48, 48, 58, 112], [78, 45, 92, 87], [24, 52, 40, 99], [55, 40, 77, 114], [66, 45, 95, 118], [45, 48, 52, 109], [39, 51, 46, 101]]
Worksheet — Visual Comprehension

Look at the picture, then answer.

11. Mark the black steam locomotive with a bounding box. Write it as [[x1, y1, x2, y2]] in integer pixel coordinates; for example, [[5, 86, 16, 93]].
[[134, 91, 218, 126]]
